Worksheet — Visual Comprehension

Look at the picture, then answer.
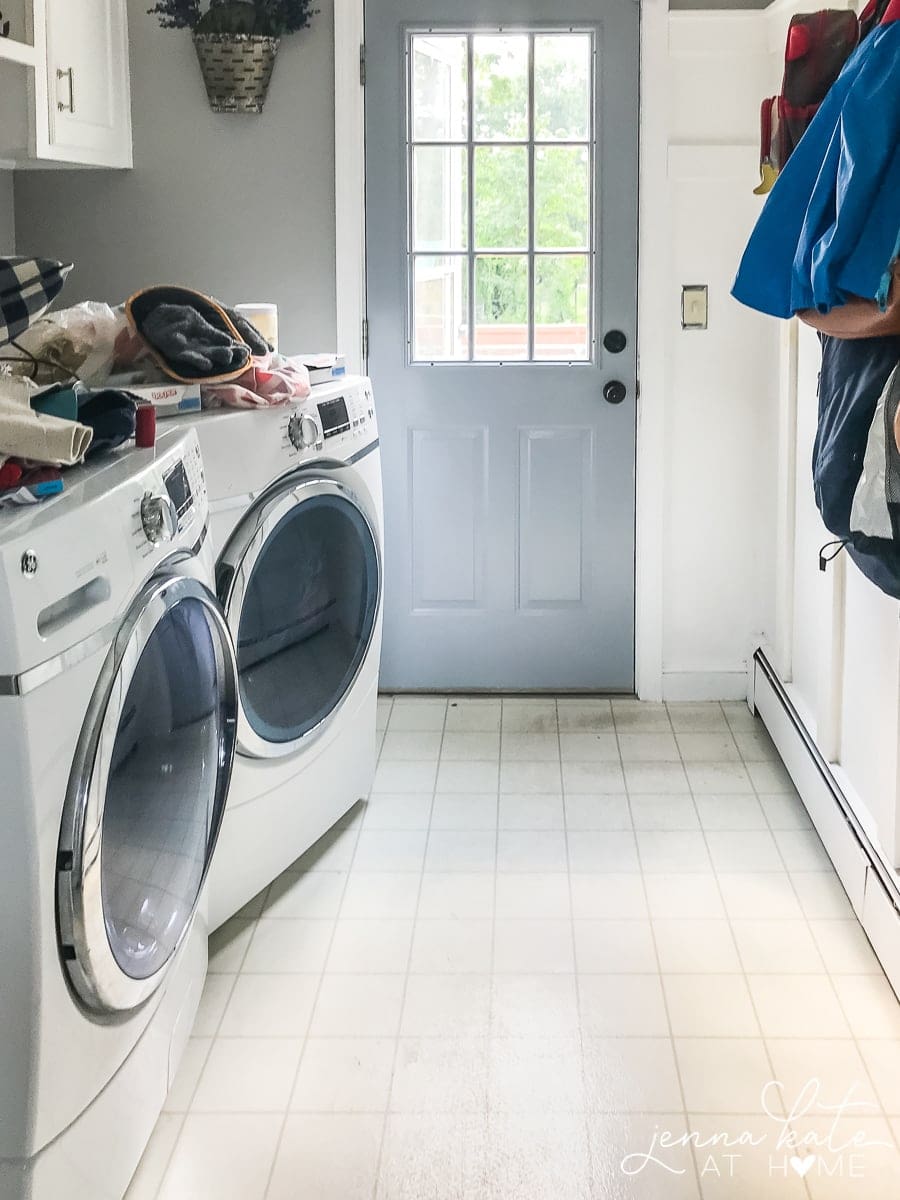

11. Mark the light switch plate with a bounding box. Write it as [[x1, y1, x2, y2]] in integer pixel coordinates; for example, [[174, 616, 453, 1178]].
[[682, 284, 708, 330]]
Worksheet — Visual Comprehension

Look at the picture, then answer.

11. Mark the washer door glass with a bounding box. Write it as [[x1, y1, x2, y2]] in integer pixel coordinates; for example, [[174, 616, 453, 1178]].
[[237, 493, 379, 744], [101, 595, 229, 980]]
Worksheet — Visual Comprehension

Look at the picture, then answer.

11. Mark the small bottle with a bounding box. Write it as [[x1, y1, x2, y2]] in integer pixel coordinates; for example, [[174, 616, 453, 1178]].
[[135, 404, 157, 449]]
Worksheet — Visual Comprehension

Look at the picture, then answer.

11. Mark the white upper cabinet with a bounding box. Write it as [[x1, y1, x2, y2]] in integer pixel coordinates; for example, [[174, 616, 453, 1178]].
[[0, 0, 133, 168], [43, 0, 132, 166]]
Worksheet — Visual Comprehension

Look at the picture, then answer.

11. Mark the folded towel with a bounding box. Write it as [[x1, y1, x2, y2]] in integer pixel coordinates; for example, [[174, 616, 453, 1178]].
[[0, 377, 92, 464]]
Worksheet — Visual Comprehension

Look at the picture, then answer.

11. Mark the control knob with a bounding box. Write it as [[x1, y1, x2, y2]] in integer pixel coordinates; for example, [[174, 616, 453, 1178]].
[[140, 491, 178, 544], [288, 411, 320, 451]]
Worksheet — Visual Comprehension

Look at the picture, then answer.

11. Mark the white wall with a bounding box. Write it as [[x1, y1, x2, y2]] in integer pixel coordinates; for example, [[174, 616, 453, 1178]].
[[658, 12, 780, 699], [13, 0, 337, 352], [0, 173, 14, 253]]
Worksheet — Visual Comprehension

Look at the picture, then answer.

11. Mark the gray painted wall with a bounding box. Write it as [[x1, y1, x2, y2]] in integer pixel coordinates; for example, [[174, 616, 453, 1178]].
[[0, 173, 14, 253], [14, 0, 336, 352]]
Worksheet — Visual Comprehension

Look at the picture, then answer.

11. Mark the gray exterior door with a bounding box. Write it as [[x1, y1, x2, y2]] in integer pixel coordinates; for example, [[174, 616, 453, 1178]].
[[365, 1, 638, 691]]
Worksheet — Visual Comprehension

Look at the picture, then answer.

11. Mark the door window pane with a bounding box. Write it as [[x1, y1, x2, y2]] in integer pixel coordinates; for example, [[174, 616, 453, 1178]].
[[413, 146, 468, 251], [412, 35, 468, 141], [535, 146, 590, 250], [101, 598, 227, 980], [473, 35, 528, 140], [474, 146, 528, 250], [237, 496, 380, 743], [413, 255, 469, 360], [534, 34, 591, 141], [407, 30, 595, 363], [534, 254, 590, 361], [475, 255, 528, 360]]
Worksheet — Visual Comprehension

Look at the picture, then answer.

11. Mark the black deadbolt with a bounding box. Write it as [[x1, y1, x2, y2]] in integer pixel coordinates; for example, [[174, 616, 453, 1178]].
[[603, 380, 627, 405], [603, 329, 628, 354]]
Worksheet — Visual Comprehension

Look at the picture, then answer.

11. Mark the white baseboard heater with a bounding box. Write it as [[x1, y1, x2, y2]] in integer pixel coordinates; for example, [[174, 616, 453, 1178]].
[[752, 648, 900, 999]]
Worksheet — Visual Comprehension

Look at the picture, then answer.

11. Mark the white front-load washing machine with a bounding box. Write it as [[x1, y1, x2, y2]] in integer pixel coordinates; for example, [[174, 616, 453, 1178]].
[[168, 376, 384, 929], [0, 430, 237, 1200]]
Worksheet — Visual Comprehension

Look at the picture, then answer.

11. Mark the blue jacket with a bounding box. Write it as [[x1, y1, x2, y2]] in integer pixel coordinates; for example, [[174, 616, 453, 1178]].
[[733, 24, 900, 319]]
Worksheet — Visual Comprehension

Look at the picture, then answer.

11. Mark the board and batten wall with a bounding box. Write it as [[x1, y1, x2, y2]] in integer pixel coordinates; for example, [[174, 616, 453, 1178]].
[[13, 0, 337, 352], [658, 11, 780, 699]]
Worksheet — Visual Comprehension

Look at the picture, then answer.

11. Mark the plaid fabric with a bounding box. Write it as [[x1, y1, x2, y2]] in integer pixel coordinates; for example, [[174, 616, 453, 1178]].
[[0, 257, 73, 348]]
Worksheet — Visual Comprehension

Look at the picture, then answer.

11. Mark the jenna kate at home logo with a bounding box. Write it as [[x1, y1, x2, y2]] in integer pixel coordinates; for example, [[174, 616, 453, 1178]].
[[621, 1079, 894, 1182]]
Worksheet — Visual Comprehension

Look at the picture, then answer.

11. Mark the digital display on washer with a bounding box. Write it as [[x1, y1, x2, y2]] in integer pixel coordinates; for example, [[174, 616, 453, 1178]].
[[164, 460, 192, 516], [318, 396, 350, 438]]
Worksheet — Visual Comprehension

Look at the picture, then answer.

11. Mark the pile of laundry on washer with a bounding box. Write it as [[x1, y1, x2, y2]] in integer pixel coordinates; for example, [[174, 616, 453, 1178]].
[[0, 257, 311, 508]]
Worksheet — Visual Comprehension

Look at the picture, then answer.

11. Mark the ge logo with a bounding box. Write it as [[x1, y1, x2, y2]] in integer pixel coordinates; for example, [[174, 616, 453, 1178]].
[[20, 550, 38, 577]]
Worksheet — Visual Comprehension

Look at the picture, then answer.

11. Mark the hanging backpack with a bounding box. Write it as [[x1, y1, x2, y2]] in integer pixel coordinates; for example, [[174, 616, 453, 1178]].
[[755, 10, 860, 195], [859, 0, 894, 40]]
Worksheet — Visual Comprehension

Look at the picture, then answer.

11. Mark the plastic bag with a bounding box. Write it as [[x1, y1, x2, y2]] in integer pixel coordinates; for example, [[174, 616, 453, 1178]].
[[850, 362, 900, 539], [8, 302, 133, 387]]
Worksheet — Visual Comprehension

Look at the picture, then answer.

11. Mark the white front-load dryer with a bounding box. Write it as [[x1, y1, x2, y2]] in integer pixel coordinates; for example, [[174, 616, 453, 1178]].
[[0, 430, 238, 1200], [168, 377, 384, 929]]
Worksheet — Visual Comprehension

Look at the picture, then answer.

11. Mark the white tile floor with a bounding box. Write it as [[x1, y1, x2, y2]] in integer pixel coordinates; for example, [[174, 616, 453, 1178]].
[[128, 697, 900, 1199]]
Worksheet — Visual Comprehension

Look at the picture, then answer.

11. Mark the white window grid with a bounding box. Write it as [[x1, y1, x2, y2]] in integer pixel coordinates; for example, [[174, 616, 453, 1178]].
[[405, 26, 598, 366]]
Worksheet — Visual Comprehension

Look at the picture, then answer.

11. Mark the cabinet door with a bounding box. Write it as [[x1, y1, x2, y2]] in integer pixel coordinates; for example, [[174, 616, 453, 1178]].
[[43, 0, 132, 167]]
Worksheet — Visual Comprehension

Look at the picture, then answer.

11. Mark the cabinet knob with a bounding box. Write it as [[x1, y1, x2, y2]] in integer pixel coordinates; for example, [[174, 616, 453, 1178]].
[[603, 380, 627, 406]]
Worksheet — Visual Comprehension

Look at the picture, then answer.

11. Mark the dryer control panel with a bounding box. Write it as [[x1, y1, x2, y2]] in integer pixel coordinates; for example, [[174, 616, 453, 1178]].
[[276, 378, 377, 466]]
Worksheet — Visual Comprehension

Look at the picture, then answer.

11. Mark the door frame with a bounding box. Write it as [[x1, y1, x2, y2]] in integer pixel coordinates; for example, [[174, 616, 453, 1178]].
[[335, 0, 669, 699]]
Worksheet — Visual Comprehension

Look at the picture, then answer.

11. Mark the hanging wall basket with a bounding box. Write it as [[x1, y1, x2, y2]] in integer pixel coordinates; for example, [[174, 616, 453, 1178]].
[[193, 33, 280, 114]]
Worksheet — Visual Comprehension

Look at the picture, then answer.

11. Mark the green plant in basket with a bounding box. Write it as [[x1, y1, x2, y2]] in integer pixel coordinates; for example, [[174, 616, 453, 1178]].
[[149, 0, 318, 113], [149, 1, 317, 36]]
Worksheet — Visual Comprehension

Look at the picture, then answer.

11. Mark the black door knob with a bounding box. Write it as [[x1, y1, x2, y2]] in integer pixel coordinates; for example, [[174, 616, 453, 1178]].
[[603, 380, 627, 405], [603, 329, 628, 354]]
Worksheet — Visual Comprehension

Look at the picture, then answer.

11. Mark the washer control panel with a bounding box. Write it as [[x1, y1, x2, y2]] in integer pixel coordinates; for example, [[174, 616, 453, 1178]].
[[132, 436, 206, 556]]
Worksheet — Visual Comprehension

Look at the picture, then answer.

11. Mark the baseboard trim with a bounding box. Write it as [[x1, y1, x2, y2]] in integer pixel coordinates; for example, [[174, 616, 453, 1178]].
[[752, 648, 900, 998], [661, 669, 750, 702]]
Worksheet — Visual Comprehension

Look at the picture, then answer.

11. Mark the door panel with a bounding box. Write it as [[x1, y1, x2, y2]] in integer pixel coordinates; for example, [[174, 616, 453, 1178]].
[[519, 428, 591, 608], [411, 427, 488, 608], [366, 0, 639, 690]]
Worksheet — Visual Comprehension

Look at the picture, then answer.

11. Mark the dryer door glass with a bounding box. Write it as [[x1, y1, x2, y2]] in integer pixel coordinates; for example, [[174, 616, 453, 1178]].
[[237, 493, 379, 743], [100, 595, 230, 980]]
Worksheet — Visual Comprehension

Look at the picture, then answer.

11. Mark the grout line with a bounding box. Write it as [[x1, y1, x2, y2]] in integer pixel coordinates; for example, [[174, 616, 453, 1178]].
[[153, 879, 278, 1192], [621, 725, 706, 1199], [485, 702, 503, 1155], [562, 697, 603, 1191], [258, 802, 366, 1199], [670, 715, 801, 1199], [368, 696, 446, 1199]]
